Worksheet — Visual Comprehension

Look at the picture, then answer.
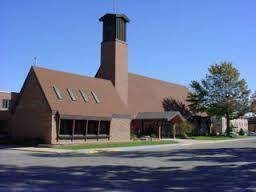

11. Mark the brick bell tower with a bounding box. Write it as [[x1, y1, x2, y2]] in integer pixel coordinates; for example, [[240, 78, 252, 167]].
[[96, 13, 130, 105]]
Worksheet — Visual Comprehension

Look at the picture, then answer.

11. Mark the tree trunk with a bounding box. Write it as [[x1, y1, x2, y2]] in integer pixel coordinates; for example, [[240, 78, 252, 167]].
[[226, 115, 231, 136]]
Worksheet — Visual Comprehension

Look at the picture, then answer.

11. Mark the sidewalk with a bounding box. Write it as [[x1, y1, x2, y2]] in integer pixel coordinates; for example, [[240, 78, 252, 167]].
[[9, 137, 256, 154]]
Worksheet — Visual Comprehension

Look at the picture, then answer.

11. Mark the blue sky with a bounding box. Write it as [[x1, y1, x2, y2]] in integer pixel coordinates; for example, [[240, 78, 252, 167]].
[[1, 0, 256, 93]]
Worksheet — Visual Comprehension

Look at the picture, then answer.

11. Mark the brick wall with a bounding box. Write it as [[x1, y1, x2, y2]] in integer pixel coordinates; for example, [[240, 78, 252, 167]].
[[110, 117, 131, 142], [50, 114, 58, 144], [248, 118, 256, 132], [96, 41, 128, 105], [10, 70, 52, 144]]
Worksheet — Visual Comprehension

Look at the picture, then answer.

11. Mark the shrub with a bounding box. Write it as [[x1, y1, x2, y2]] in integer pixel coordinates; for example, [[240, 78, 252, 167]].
[[230, 132, 239, 138], [239, 128, 245, 136], [180, 122, 192, 137], [130, 131, 137, 140]]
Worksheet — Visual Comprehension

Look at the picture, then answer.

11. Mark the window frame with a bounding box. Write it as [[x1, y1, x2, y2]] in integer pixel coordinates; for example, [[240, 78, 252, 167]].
[[99, 121, 110, 135], [91, 91, 100, 104], [53, 86, 64, 100], [87, 120, 98, 135], [59, 119, 73, 136], [79, 90, 89, 103], [67, 88, 77, 101], [74, 120, 86, 136]]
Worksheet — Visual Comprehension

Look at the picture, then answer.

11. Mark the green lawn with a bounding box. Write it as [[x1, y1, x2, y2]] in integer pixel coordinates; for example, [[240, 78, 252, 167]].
[[191, 135, 249, 140], [55, 140, 178, 150]]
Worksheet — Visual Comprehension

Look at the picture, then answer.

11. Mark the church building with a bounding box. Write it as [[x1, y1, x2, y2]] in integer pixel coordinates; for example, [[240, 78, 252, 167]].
[[0, 13, 188, 144]]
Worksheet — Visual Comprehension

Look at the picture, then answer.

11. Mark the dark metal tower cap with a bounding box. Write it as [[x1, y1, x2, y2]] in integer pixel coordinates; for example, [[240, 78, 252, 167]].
[[99, 13, 130, 23]]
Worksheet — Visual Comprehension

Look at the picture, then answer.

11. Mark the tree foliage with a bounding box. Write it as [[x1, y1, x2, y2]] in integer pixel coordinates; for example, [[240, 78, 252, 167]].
[[162, 97, 191, 119], [180, 122, 193, 137], [187, 62, 250, 134], [250, 91, 256, 113]]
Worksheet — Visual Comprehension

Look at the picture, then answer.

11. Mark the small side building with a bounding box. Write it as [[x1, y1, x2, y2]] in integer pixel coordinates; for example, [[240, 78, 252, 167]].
[[0, 92, 18, 139], [211, 117, 248, 135], [248, 117, 256, 132]]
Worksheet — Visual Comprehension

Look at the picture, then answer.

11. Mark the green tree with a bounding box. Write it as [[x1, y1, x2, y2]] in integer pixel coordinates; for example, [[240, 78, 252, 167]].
[[162, 97, 191, 119], [180, 122, 192, 138], [250, 91, 256, 113], [187, 62, 250, 135]]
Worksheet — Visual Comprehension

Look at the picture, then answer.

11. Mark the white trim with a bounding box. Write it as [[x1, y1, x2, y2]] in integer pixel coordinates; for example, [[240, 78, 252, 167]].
[[0, 91, 11, 94]]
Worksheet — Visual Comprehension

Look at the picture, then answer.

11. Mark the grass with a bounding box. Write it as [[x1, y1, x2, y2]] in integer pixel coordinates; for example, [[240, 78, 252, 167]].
[[191, 135, 250, 140], [55, 140, 178, 150]]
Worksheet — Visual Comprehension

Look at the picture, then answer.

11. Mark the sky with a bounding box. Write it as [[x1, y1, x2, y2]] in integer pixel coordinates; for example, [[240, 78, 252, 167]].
[[1, 0, 256, 93]]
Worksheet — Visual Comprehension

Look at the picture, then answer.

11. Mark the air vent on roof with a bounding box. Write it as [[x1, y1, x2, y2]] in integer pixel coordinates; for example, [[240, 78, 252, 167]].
[[79, 90, 89, 103], [53, 86, 64, 100], [91, 91, 100, 103], [67, 88, 77, 101]]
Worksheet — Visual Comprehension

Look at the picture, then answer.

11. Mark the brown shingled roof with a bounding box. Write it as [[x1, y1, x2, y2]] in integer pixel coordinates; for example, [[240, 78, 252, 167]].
[[32, 67, 128, 118], [128, 73, 189, 116], [30, 67, 188, 119]]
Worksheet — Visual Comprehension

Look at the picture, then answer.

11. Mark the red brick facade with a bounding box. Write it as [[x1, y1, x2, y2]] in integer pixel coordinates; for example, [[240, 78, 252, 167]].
[[96, 40, 129, 105], [10, 70, 52, 143], [110, 117, 131, 142]]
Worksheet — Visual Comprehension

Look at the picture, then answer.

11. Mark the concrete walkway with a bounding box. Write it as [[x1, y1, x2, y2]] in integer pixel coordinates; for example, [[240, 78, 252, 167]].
[[7, 137, 256, 154]]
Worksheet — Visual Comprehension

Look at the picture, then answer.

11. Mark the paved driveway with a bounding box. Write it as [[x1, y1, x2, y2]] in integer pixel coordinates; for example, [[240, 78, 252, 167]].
[[1, 138, 256, 192]]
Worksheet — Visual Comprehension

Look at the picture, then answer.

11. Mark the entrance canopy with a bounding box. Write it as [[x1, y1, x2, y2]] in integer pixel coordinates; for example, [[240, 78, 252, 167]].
[[135, 111, 185, 122], [132, 111, 186, 139]]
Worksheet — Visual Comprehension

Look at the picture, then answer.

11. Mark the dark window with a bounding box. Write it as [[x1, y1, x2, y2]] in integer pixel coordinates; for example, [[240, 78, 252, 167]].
[[0, 120, 8, 135], [79, 90, 89, 103], [67, 88, 77, 101], [2, 99, 10, 109], [91, 91, 100, 103], [99, 121, 110, 135], [87, 120, 98, 135], [60, 119, 73, 135], [75, 120, 86, 135], [53, 86, 64, 100]]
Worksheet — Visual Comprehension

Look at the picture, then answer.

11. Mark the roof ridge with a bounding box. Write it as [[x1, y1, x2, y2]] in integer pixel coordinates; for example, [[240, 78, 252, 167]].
[[32, 66, 112, 84]]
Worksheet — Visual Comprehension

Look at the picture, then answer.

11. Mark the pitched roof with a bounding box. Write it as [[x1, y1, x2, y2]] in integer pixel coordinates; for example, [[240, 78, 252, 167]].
[[128, 73, 188, 116], [135, 111, 185, 121], [32, 66, 128, 118], [27, 67, 189, 119]]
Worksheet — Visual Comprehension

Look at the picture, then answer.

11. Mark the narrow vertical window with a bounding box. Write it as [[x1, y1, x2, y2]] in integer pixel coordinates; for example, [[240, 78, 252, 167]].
[[53, 86, 63, 100], [2, 99, 10, 109], [91, 91, 100, 103], [79, 90, 89, 103], [67, 88, 76, 101]]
